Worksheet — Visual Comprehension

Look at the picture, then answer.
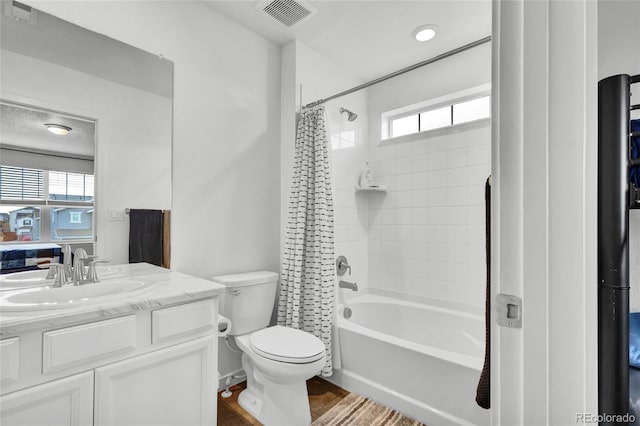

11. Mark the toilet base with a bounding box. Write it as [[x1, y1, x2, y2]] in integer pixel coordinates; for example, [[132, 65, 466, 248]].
[[238, 372, 312, 426]]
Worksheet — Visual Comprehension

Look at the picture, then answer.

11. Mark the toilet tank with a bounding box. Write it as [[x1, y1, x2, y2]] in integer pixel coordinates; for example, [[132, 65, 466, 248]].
[[212, 271, 278, 336]]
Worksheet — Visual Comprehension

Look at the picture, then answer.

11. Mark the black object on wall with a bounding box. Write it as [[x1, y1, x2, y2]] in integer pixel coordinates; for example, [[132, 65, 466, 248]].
[[598, 74, 638, 425], [128, 209, 164, 267], [475, 176, 491, 409]]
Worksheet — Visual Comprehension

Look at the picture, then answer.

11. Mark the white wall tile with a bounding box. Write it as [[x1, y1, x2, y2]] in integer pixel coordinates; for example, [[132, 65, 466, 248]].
[[428, 188, 448, 206], [411, 154, 430, 172], [427, 170, 447, 188], [467, 205, 485, 225], [411, 139, 430, 155], [447, 187, 468, 206], [446, 207, 467, 225], [446, 149, 468, 169], [365, 117, 489, 305], [428, 138, 450, 153], [413, 189, 431, 207], [427, 152, 447, 170], [467, 185, 486, 206], [396, 208, 412, 225], [395, 141, 412, 157], [446, 168, 468, 187], [411, 208, 429, 225], [412, 171, 430, 190], [429, 207, 448, 225], [395, 191, 412, 208], [467, 144, 490, 166], [396, 174, 412, 191]]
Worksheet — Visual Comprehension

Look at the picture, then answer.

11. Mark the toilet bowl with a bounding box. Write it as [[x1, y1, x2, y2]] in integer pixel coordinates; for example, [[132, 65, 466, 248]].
[[235, 326, 325, 425], [212, 271, 327, 426]]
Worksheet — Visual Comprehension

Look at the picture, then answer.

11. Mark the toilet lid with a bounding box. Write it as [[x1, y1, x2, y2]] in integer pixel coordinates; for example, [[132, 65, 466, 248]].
[[250, 326, 325, 364]]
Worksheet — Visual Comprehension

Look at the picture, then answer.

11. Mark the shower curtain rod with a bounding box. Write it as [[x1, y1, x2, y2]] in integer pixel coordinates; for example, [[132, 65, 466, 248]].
[[304, 35, 492, 108]]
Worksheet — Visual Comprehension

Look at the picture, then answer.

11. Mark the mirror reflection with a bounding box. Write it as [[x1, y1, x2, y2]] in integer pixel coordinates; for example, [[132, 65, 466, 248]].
[[0, 101, 96, 245], [0, 2, 173, 268]]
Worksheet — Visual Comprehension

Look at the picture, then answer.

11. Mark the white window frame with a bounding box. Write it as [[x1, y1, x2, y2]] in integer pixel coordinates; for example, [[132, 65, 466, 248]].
[[69, 211, 82, 224], [382, 83, 492, 141]]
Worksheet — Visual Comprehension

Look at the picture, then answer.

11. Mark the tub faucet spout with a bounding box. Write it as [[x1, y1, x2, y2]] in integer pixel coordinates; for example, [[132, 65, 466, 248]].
[[339, 280, 358, 291]]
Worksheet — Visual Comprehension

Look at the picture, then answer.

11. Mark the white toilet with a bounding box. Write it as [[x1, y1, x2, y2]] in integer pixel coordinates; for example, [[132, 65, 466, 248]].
[[213, 271, 326, 426]]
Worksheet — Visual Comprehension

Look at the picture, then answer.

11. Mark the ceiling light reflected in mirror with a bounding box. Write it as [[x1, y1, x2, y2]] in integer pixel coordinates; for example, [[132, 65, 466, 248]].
[[44, 123, 72, 135]]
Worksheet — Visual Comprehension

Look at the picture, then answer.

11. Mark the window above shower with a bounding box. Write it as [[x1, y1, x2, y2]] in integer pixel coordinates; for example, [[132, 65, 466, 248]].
[[381, 84, 491, 140]]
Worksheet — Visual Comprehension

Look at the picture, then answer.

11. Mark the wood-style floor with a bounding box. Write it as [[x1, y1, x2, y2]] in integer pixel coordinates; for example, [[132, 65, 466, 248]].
[[217, 376, 350, 425]]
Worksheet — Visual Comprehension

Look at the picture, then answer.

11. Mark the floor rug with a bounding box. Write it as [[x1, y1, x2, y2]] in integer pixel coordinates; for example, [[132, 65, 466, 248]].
[[311, 393, 424, 426]]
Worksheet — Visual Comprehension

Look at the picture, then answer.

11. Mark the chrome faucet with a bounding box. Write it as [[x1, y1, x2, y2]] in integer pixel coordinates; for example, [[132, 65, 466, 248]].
[[84, 256, 110, 283], [45, 247, 109, 286], [47, 264, 69, 288], [44, 263, 56, 280], [338, 280, 358, 291], [61, 244, 73, 280], [336, 256, 351, 276], [72, 248, 88, 285]]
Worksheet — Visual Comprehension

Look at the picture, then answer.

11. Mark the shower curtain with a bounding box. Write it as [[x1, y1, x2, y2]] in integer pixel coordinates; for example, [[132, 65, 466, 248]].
[[277, 104, 335, 377]]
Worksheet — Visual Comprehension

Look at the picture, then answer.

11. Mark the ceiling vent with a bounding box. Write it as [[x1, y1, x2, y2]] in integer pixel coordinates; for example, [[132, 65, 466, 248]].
[[256, 0, 317, 28]]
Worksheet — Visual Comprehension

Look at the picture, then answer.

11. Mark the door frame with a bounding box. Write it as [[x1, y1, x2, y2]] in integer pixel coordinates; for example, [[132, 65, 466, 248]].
[[490, 0, 598, 424]]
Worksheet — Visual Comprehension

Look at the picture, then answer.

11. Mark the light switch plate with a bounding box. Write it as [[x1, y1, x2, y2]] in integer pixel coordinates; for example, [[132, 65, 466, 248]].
[[108, 208, 125, 222]]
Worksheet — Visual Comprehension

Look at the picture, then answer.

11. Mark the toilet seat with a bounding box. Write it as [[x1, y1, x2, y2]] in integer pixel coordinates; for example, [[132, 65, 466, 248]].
[[249, 325, 325, 364]]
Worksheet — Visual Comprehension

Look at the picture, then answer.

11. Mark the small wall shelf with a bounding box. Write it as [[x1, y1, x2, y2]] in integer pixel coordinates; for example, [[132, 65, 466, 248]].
[[355, 186, 387, 194]]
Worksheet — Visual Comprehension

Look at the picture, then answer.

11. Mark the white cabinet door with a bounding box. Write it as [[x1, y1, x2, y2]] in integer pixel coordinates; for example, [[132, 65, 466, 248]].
[[0, 371, 93, 426], [94, 336, 216, 426]]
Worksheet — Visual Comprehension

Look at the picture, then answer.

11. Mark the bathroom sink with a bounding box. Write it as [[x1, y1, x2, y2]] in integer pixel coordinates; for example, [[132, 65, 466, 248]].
[[0, 266, 122, 290], [0, 279, 155, 311]]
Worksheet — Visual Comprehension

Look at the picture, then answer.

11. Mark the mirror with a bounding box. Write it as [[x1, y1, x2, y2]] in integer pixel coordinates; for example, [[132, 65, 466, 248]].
[[0, 2, 173, 266]]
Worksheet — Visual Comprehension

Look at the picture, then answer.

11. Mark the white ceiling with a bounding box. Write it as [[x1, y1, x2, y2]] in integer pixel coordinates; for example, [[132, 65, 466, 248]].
[[203, 0, 492, 82]]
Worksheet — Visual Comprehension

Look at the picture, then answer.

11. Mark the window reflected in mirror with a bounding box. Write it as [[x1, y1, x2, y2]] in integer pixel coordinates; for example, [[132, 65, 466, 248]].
[[0, 102, 95, 244]]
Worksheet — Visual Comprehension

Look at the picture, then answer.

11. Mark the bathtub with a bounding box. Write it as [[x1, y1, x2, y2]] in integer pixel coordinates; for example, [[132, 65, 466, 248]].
[[328, 293, 490, 426]]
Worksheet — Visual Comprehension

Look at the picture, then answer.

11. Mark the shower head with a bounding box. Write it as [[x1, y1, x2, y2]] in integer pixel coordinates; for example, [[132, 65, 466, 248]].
[[340, 107, 358, 121]]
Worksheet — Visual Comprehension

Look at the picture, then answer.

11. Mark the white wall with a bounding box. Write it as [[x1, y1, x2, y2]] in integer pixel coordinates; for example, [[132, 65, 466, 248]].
[[0, 50, 171, 263], [280, 41, 369, 300], [23, 0, 282, 386], [366, 44, 491, 307], [598, 0, 640, 311]]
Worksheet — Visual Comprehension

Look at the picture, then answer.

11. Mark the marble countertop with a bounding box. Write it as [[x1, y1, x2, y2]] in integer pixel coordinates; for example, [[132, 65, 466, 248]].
[[0, 263, 225, 336]]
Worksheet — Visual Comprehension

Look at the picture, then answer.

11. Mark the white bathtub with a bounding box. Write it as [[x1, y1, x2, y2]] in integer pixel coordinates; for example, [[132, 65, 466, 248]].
[[328, 293, 490, 426]]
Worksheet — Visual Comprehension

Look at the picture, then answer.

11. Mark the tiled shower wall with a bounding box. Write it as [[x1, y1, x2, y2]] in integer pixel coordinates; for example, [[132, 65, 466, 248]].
[[289, 41, 492, 309], [327, 95, 369, 292], [367, 123, 491, 307]]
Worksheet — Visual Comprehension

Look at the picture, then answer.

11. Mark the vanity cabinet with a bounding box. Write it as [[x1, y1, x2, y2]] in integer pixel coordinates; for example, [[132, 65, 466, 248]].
[[94, 336, 215, 426], [0, 295, 220, 426], [0, 371, 93, 426]]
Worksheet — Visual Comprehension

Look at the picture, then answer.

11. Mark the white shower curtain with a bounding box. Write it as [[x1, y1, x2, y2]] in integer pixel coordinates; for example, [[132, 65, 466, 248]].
[[277, 104, 335, 377]]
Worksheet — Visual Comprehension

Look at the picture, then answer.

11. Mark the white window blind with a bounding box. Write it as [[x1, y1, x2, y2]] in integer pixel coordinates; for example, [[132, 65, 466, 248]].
[[49, 172, 93, 201], [0, 166, 44, 200]]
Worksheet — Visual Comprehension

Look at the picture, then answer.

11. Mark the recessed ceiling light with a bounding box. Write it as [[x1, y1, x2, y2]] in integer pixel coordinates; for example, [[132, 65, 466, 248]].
[[413, 25, 437, 42], [44, 123, 72, 135]]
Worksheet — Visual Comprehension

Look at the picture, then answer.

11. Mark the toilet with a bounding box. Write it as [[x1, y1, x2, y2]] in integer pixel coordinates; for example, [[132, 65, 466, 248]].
[[213, 271, 326, 426]]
